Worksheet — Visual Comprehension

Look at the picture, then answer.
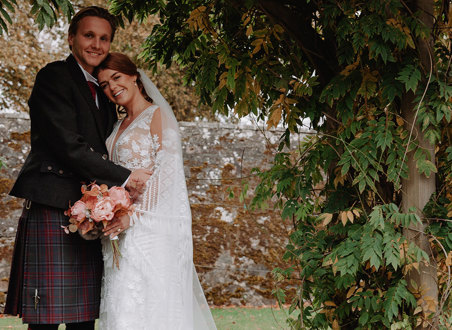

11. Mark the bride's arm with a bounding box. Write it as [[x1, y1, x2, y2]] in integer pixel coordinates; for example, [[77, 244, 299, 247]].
[[150, 107, 163, 152], [103, 106, 164, 238]]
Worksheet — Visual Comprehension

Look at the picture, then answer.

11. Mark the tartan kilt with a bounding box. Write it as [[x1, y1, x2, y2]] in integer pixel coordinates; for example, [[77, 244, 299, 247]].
[[4, 201, 103, 324]]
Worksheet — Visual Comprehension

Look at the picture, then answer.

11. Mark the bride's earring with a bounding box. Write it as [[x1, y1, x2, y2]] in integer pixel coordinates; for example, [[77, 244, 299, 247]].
[[134, 81, 137, 86]]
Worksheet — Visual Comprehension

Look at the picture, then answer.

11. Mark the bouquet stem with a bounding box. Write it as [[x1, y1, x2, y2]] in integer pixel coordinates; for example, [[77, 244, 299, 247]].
[[110, 239, 122, 269]]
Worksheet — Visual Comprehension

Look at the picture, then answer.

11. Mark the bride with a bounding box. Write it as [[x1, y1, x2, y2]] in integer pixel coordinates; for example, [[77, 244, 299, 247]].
[[96, 53, 217, 330]]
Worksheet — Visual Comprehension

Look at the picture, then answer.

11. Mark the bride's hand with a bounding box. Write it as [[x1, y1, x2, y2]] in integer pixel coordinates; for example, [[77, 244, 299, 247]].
[[126, 168, 153, 199], [103, 213, 131, 238]]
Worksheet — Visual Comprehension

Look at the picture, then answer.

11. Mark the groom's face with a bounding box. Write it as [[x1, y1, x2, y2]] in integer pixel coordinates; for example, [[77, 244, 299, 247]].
[[68, 16, 112, 74]]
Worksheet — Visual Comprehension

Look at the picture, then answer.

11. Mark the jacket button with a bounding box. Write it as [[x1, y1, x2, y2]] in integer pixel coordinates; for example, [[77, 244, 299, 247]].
[[102, 154, 108, 160], [47, 166, 52, 171], [90, 147, 94, 152], [59, 170, 64, 174]]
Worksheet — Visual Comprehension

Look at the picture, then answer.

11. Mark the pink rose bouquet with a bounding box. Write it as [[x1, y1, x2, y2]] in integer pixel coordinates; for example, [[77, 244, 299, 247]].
[[63, 182, 133, 268]]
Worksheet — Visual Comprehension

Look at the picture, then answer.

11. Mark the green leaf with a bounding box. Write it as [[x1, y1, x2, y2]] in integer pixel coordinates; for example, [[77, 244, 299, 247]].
[[226, 62, 236, 90], [0, 5, 12, 25], [416, 159, 437, 178], [369, 40, 391, 63], [359, 311, 369, 325], [396, 64, 421, 93]]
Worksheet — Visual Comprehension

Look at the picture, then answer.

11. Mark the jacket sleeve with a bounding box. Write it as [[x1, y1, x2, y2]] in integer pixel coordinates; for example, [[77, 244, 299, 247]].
[[29, 63, 131, 187]]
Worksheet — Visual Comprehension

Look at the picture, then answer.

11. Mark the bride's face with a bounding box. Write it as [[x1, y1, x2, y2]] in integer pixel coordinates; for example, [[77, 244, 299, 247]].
[[98, 68, 139, 107]]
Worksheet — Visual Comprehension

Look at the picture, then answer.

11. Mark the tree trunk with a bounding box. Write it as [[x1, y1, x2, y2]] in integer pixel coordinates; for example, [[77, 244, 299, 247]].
[[401, 1, 438, 328], [402, 95, 438, 328]]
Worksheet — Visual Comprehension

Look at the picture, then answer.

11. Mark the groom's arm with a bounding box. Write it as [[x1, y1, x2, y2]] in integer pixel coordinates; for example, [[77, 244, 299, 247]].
[[29, 62, 131, 187]]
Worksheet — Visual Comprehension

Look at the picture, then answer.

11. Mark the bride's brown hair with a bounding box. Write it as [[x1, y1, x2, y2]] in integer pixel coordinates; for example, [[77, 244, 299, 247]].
[[95, 52, 153, 104]]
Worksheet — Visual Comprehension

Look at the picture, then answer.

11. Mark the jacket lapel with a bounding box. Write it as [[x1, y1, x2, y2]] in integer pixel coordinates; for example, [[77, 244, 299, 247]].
[[65, 55, 106, 140]]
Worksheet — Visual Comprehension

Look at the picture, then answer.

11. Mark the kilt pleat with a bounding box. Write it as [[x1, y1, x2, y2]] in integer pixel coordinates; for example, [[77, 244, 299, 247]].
[[5, 202, 103, 324]]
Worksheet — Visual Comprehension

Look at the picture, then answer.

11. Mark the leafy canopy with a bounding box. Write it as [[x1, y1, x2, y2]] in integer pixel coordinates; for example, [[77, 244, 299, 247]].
[[107, 1, 450, 328], [10, 0, 452, 328]]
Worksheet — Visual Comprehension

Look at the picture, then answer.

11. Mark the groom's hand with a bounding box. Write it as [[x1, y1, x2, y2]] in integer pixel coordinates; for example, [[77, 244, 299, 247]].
[[126, 169, 152, 199]]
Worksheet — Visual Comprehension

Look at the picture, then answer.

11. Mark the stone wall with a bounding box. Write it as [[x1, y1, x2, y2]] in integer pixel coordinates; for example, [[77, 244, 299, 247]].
[[0, 113, 304, 308]]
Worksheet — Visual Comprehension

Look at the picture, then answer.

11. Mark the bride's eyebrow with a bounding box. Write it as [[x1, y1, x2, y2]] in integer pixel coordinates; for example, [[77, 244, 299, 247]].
[[98, 72, 119, 85]]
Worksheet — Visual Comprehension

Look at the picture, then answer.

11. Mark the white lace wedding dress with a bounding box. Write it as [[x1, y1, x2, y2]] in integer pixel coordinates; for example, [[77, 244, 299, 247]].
[[99, 104, 216, 330]]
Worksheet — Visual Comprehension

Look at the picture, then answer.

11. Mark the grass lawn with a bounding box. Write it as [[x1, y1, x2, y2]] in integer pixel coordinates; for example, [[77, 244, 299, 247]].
[[0, 308, 291, 329]]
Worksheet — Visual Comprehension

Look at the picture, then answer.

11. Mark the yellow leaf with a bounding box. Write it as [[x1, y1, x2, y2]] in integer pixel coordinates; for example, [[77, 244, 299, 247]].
[[346, 286, 356, 299], [334, 173, 346, 188], [324, 301, 337, 307], [386, 18, 398, 26], [352, 209, 360, 217], [242, 15, 250, 26], [218, 72, 228, 90], [332, 257, 338, 275], [406, 35, 415, 49], [251, 38, 263, 47], [267, 106, 282, 129], [445, 251, 452, 267], [332, 319, 340, 330], [246, 25, 253, 37], [340, 211, 348, 226], [346, 210, 354, 223], [186, 6, 208, 32], [273, 94, 284, 105], [320, 213, 333, 226], [340, 60, 360, 76], [399, 244, 405, 260], [413, 306, 422, 315], [285, 98, 297, 105], [251, 39, 263, 55], [416, 317, 423, 326], [424, 296, 438, 312], [396, 116, 404, 126]]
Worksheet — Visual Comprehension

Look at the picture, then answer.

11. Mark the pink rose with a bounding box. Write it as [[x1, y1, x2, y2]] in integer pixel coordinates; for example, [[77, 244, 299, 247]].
[[70, 200, 87, 221], [90, 197, 115, 222], [108, 186, 132, 210], [84, 195, 98, 210]]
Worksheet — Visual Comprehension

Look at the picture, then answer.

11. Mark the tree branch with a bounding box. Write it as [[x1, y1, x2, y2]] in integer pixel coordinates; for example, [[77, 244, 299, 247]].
[[257, 0, 339, 85]]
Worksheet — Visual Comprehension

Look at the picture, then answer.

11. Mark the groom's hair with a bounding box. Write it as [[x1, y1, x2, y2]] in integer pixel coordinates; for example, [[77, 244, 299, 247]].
[[68, 6, 118, 48]]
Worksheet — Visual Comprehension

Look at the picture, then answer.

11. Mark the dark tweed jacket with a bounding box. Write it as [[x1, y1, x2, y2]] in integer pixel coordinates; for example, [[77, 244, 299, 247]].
[[10, 54, 130, 209]]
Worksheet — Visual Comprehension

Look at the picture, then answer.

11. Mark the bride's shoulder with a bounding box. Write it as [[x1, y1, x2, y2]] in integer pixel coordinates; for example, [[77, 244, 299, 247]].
[[148, 104, 160, 113], [143, 104, 160, 121]]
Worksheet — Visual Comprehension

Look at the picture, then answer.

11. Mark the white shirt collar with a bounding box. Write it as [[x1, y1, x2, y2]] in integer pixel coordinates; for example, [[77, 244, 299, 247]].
[[77, 63, 98, 86]]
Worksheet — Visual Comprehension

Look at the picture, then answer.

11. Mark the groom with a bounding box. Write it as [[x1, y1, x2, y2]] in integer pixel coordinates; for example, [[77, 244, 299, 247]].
[[4, 6, 150, 330]]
